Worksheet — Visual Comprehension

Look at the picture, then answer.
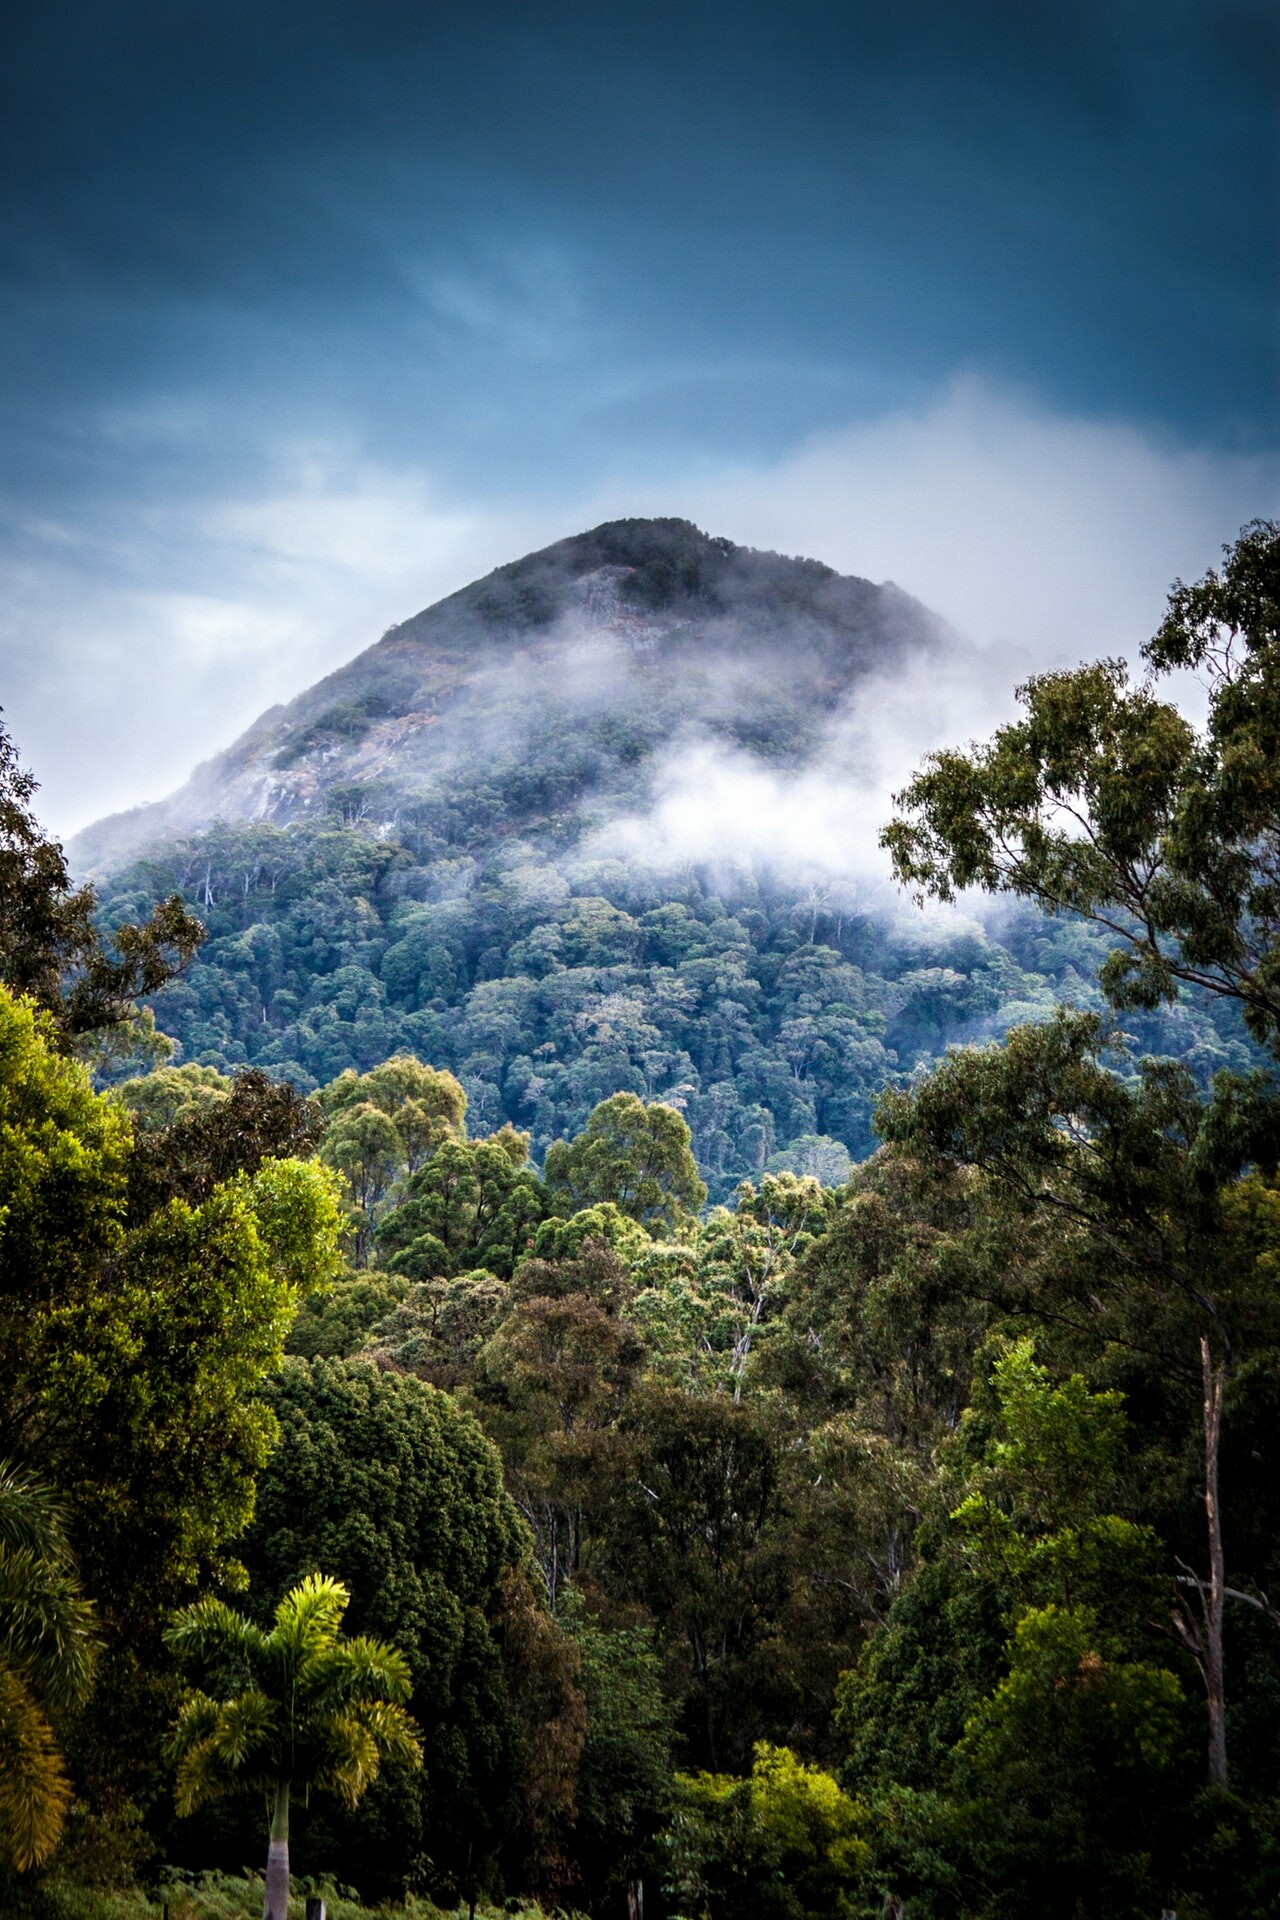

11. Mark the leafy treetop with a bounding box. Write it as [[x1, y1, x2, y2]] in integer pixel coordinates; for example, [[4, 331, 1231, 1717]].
[[883, 521, 1280, 1055]]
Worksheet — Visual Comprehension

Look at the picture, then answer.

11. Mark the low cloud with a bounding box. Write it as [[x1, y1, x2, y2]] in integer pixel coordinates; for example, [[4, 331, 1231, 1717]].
[[4, 376, 1275, 839], [582, 622, 1022, 897], [671, 375, 1279, 673]]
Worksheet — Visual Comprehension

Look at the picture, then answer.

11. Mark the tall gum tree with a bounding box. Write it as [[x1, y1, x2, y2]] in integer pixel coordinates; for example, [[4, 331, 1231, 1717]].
[[881, 522, 1280, 1789]]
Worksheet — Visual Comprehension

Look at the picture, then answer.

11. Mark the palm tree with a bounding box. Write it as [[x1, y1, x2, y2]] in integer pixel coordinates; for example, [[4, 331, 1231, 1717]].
[[165, 1572, 422, 1920], [0, 1461, 99, 1871]]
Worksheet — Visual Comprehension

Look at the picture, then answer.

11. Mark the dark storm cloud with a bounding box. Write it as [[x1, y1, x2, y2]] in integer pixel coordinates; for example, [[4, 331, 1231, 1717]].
[[2, 0, 1275, 490]]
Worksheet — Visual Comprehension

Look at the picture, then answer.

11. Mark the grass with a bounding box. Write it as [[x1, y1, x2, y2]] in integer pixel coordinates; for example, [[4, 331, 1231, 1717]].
[[25, 1874, 575, 1920]]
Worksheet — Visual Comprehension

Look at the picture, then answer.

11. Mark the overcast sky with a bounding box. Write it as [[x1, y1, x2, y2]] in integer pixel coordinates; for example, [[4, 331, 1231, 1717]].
[[2, 0, 1276, 835]]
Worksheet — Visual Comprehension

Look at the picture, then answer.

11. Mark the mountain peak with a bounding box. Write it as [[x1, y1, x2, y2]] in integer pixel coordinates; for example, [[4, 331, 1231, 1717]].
[[70, 521, 941, 876]]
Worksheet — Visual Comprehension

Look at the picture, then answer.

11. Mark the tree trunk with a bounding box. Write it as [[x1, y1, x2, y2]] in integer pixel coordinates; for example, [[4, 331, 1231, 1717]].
[[1201, 1334, 1228, 1788], [263, 1778, 290, 1920], [627, 1878, 644, 1920]]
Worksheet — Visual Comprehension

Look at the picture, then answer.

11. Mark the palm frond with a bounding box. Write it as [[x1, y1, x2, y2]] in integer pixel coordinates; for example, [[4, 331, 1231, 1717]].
[[351, 1696, 424, 1771], [165, 1572, 416, 1833], [314, 1710, 382, 1808], [0, 1663, 72, 1871], [173, 1733, 260, 1817], [165, 1595, 267, 1676], [164, 1689, 223, 1764], [168, 1694, 278, 1814], [300, 1635, 413, 1709], [0, 1542, 99, 1709], [0, 1462, 76, 1567], [209, 1687, 277, 1767], [273, 1572, 349, 1654], [328, 1697, 424, 1774]]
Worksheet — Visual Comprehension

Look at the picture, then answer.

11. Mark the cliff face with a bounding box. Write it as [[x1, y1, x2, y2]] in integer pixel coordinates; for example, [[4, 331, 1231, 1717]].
[[71, 517, 945, 875]]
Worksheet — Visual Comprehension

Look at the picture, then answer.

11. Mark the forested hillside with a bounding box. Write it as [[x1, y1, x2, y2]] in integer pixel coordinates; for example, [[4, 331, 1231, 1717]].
[[97, 819, 1258, 1202], [3, 522, 1280, 1920], [77, 519, 1259, 1198]]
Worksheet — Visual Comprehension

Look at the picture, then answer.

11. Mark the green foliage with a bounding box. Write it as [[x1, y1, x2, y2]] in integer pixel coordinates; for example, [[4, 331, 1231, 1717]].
[[529, 1201, 649, 1266], [125, 1067, 322, 1222], [102, 807, 1259, 1208], [0, 713, 202, 1045], [951, 1604, 1184, 1917], [318, 1057, 466, 1262], [0, 1466, 99, 1871], [8, 1871, 569, 1920], [560, 1599, 674, 1899], [0, 978, 348, 1876], [166, 1572, 421, 1920], [885, 520, 1280, 1056], [376, 1128, 545, 1280], [663, 1742, 866, 1920], [840, 1334, 1191, 1916], [543, 1093, 706, 1233], [229, 1359, 533, 1900], [950, 1339, 1165, 1620], [0, 988, 341, 1618], [477, 1241, 646, 1606], [286, 1271, 411, 1360], [116, 1063, 232, 1131]]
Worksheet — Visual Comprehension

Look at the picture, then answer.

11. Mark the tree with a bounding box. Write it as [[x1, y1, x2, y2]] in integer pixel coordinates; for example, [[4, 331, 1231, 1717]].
[[237, 1358, 536, 1901], [375, 1127, 546, 1280], [166, 1573, 422, 1920], [662, 1742, 866, 1920], [0, 712, 202, 1045], [608, 1387, 790, 1770], [691, 1175, 833, 1400], [883, 520, 1280, 1056], [0, 1463, 98, 1873], [874, 1009, 1280, 1789], [321, 1101, 406, 1262], [544, 1093, 706, 1234], [837, 1337, 1186, 1919], [125, 1064, 322, 1221], [318, 1055, 467, 1261], [116, 1061, 232, 1130], [561, 1599, 674, 1912], [478, 1243, 646, 1606], [0, 984, 345, 1819], [880, 522, 1280, 1793]]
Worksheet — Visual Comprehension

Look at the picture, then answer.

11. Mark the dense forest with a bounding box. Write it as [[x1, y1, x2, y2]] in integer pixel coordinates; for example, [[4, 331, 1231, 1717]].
[[2, 521, 1280, 1920], [93, 813, 1259, 1206]]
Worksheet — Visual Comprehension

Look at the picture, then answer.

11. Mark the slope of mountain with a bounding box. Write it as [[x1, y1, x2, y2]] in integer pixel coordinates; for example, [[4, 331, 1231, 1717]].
[[71, 518, 942, 874], [79, 519, 1260, 1199]]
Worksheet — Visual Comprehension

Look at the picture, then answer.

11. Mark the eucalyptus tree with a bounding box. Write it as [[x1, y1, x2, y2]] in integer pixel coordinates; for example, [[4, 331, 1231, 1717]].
[[544, 1092, 707, 1233], [883, 519, 1280, 1054], [875, 1010, 1280, 1789], [0, 711, 202, 1045], [165, 1573, 421, 1920], [880, 520, 1280, 1791]]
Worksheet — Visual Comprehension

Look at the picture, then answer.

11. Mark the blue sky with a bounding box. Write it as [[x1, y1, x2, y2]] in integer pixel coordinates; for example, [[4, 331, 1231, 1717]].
[[1, 0, 1276, 832]]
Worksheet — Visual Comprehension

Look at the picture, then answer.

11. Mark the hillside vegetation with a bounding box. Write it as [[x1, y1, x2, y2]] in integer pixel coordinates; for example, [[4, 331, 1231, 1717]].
[[4, 521, 1280, 1920]]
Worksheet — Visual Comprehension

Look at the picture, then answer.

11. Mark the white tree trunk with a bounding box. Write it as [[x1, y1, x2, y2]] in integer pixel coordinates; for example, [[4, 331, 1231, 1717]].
[[1201, 1336, 1228, 1787], [263, 1779, 290, 1920]]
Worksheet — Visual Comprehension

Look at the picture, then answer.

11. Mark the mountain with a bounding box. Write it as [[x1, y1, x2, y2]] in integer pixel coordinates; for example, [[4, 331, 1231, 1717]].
[[79, 519, 1257, 1199], [71, 518, 943, 874]]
